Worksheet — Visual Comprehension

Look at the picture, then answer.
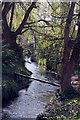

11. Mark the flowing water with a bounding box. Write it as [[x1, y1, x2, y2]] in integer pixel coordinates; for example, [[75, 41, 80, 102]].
[[3, 59, 59, 119]]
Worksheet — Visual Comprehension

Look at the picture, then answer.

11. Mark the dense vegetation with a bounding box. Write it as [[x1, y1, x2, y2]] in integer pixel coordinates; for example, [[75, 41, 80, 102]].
[[2, 45, 32, 104], [2, 1, 80, 119], [37, 98, 80, 120]]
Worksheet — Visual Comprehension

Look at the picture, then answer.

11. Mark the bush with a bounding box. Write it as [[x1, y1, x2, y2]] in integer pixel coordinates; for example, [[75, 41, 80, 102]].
[[37, 98, 80, 120], [2, 45, 32, 105], [2, 80, 19, 104]]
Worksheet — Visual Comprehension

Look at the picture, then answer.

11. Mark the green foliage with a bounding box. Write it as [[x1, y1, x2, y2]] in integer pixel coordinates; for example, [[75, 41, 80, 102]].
[[2, 45, 32, 76], [5, 2, 75, 75], [2, 2, 80, 105], [35, 37, 63, 73], [2, 45, 32, 104], [2, 80, 19, 104], [7, 3, 25, 31], [51, 99, 80, 120], [37, 98, 80, 120]]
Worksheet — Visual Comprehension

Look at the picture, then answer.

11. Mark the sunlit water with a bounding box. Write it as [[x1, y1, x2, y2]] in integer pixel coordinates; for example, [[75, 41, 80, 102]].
[[3, 59, 59, 119]]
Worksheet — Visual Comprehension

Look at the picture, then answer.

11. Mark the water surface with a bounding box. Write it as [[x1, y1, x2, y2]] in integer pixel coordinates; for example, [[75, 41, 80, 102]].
[[3, 60, 59, 118]]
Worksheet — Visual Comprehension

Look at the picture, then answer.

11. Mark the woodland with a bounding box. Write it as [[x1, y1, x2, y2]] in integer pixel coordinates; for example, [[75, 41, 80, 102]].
[[2, 1, 80, 120]]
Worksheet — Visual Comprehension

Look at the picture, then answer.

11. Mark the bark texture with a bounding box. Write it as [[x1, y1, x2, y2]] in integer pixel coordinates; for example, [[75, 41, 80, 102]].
[[2, 2, 36, 56], [60, 2, 80, 93]]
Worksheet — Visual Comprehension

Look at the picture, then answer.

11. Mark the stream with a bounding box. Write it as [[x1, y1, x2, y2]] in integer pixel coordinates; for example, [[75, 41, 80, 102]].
[[2, 58, 59, 119]]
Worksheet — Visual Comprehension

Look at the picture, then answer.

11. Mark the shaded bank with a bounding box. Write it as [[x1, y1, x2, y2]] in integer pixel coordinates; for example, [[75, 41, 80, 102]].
[[2, 61, 59, 119], [2, 47, 32, 105], [2, 73, 31, 105], [37, 97, 80, 120]]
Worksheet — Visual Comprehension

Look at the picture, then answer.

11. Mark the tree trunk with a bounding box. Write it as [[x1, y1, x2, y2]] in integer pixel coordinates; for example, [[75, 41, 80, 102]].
[[61, 2, 80, 93], [60, 2, 75, 93], [61, 40, 80, 92], [2, 30, 23, 57], [2, 14, 23, 57], [2, 2, 36, 57]]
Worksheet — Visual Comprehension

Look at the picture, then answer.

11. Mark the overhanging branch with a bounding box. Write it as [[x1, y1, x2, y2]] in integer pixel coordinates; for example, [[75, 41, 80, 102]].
[[9, 2, 15, 30], [24, 19, 52, 26], [16, 2, 36, 35], [21, 28, 29, 34]]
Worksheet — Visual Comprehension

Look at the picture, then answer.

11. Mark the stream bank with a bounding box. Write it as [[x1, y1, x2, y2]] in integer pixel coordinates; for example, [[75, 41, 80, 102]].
[[2, 58, 59, 119], [37, 97, 80, 120], [2, 48, 32, 105]]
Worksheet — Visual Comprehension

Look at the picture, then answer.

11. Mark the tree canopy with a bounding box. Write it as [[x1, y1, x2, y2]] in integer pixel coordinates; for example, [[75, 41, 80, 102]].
[[2, 1, 80, 94]]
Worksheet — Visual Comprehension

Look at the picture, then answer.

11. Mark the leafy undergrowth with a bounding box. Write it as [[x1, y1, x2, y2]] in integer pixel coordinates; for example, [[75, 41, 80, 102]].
[[2, 45, 32, 76], [37, 91, 80, 120], [2, 45, 32, 105]]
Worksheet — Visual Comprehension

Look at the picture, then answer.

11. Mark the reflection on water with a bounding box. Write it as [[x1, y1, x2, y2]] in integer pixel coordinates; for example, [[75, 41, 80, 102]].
[[3, 58, 58, 118]]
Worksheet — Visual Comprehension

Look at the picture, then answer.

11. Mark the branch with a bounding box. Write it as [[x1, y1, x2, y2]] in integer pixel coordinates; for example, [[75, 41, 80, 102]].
[[9, 2, 15, 30], [21, 28, 29, 34], [47, 0, 60, 12], [47, 0, 54, 11], [24, 19, 54, 31], [48, 37, 64, 41], [30, 28, 64, 41], [2, 2, 12, 34], [25, 19, 51, 26], [24, 25, 52, 28], [16, 2, 36, 35], [76, 8, 80, 39], [64, 2, 75, 42], [30, 27, 49, 36], [2, 2, 12, 17]]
